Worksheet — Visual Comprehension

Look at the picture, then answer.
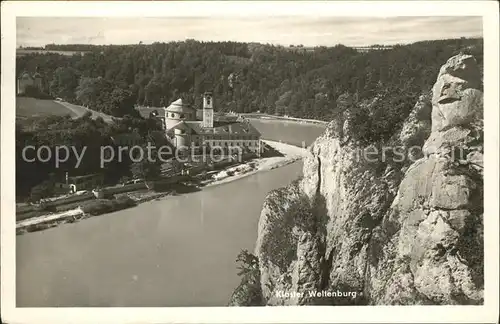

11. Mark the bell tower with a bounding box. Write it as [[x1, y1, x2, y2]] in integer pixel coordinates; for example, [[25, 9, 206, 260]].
[[202, 91, 214, 128]]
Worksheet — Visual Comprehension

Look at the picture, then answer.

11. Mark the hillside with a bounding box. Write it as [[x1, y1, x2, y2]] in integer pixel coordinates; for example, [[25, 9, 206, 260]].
[[16, 97, 115, 124], [16, 38, 483, 124], [230, 53, 484, 306]]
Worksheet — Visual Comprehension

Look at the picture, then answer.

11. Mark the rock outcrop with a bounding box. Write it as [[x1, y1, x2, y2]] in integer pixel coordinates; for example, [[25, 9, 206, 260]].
[[251, 54, 483, 306], [367, 54, 484, 304]]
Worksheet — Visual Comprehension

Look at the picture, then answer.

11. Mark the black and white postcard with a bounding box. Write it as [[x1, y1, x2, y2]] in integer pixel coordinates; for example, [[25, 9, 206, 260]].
[[1, 1, 499, 323]]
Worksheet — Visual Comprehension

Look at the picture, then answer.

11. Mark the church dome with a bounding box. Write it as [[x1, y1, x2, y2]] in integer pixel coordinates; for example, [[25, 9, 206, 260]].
[[165, 99, 194, 113]]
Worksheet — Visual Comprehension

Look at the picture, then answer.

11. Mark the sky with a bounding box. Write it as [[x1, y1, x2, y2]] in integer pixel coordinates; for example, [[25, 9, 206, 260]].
[[17, 16, 482, 48]]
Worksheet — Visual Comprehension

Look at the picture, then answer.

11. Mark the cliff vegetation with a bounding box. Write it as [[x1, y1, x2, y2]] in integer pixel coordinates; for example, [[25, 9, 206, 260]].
[[230, 52, 484, 306]]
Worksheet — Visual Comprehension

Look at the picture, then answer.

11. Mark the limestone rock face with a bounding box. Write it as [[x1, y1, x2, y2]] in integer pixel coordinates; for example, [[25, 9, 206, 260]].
[[367, 154, 483, 304], [255, 182, 302, 305], [302, 129, 398, 303], [256, 119, 404, 306], [252, 54, 483, 306], [399, 92, 432, 160], [290, 231, 323, 305], [367, 54, 484, 304], [431, 54, 483, 132]]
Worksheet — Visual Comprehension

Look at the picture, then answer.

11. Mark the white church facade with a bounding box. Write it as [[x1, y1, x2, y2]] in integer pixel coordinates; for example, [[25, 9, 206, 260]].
[[161, 92, 262, 155]]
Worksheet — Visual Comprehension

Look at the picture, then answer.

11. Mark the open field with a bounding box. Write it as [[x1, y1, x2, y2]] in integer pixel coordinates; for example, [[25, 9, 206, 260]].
[[16, 97, 116, 123], [16, 97, 77, 118]]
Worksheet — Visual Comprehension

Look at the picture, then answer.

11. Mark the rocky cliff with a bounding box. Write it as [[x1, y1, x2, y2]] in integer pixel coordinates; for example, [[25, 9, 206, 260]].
[[244, 54, 483, 306]]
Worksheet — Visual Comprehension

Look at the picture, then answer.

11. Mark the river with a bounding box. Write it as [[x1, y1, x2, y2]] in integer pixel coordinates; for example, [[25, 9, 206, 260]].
[[16, 120, 326, 307], [249, 118, 326, 147]]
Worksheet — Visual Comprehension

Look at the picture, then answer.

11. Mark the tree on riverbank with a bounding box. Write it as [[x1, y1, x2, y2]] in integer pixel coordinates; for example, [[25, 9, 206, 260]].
[[229, 249, 264, 306], [130, 147, 162, 181]]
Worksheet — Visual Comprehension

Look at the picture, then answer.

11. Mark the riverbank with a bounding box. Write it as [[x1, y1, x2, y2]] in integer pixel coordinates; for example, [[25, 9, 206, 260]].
[[16, 191, 173, 235], [202, 140, 308, 187], [16, 140, 308, 235]]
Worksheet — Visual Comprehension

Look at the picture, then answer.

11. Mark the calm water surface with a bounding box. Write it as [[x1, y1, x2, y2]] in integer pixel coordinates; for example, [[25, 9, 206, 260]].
[[250, 119, 326, 147], [17, 162, 303, 306], [16, 120, 326, 307]]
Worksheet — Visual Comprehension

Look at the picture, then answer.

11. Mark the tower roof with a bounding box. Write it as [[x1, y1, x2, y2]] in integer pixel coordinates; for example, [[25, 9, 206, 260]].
[[165, 98, 195, 113]]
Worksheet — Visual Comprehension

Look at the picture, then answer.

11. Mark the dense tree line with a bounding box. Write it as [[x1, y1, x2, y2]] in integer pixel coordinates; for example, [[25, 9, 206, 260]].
[[17, 38, 482, 120]]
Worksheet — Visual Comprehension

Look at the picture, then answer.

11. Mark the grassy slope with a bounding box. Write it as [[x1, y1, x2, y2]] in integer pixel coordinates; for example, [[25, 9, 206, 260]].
[[16, 97, 116, 123], [16, 97, 77, 118]]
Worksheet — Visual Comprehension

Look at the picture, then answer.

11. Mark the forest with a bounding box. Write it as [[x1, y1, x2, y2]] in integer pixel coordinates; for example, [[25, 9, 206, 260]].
[[15, 37, 483, 200], [17, 38, 483, 120]]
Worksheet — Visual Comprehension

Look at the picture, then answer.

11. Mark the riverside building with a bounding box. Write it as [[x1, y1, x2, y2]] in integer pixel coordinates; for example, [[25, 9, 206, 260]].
[[161, 92, 262, 156]]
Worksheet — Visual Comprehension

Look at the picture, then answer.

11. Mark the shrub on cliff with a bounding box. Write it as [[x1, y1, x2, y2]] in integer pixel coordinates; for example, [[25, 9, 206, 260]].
[[347, 82, 422, 145], [228, 249, 264, 306], [260, 193, 318, 273]]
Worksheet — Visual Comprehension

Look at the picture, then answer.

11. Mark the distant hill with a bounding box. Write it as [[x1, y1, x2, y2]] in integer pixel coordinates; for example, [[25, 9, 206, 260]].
[[16, 49, 90, 57]]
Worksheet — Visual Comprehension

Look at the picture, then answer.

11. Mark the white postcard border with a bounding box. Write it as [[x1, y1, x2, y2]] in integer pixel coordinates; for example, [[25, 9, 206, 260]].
[[1, 1, 499, 323]]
